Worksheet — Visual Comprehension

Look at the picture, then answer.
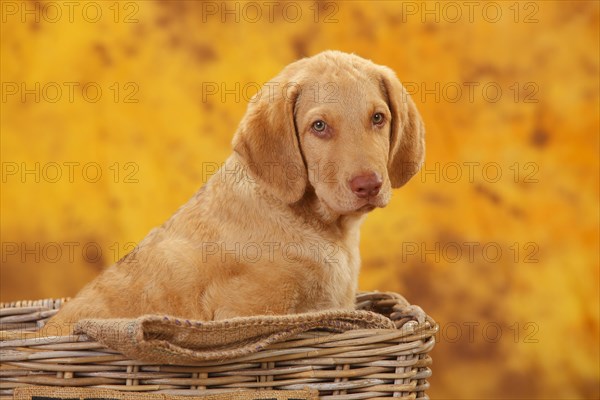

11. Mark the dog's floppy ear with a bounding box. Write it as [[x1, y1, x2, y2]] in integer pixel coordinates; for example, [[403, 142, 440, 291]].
[[379, 67, 425, 188], [232, 77, 307, 203]]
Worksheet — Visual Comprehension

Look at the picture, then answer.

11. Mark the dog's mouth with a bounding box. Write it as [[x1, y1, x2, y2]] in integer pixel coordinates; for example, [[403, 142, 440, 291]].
[[354, 196, 388, 213], [317, 188, 388, 216], [323, 198, 380, 216], [357, 203, 377, 212]]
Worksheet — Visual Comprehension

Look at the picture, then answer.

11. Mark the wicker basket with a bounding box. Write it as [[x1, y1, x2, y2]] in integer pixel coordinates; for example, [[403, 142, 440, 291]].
[[0, 292, 437, 399]]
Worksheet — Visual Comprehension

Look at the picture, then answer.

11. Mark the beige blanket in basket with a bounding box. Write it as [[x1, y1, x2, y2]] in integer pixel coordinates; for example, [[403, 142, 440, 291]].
[[74, 310, 395, 364]]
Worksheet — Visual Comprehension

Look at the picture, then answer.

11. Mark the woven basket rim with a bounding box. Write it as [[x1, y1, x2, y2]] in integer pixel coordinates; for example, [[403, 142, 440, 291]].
[[0, 291, 437, 399]]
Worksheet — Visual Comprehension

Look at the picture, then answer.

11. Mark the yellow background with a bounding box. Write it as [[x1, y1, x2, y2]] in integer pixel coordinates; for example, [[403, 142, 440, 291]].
[[1, 1, 598, 398]]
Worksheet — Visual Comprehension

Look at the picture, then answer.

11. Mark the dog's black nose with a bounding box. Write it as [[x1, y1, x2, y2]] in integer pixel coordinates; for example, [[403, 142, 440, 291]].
[[349, 173, 382, 198]]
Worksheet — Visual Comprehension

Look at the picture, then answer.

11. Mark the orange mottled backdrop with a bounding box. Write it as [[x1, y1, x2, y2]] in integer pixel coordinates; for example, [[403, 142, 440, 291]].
[[1, 1, 598, 398]]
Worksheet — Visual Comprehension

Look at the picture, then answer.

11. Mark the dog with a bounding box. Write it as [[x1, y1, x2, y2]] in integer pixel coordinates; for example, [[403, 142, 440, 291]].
[[23, 50, 425, 336]]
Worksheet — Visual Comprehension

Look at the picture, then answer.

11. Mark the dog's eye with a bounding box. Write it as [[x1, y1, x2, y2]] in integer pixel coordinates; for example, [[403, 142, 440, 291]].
[[312, 120, 327, 132], [372, 113, 384, 125]]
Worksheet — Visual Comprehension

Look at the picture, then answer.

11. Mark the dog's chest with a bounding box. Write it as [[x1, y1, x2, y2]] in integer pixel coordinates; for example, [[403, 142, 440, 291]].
[[312, 229, 362, 309]]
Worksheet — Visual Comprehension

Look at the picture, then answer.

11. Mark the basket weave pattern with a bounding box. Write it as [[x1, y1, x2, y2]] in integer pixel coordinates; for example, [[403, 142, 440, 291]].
[[0, 292, 437, 399]]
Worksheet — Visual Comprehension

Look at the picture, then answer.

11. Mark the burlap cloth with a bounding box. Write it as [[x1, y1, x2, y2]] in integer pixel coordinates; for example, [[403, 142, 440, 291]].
[[74, 310, 395, 364], [14, 386, 319, 400]]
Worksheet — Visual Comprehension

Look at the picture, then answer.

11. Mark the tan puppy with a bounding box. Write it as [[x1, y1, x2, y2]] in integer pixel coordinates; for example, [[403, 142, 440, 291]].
[[39, 50, 425, 335]]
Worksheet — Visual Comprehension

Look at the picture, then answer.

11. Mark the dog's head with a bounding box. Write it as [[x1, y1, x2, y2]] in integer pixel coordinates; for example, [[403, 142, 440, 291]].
[[233, 50, 425, 215]]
